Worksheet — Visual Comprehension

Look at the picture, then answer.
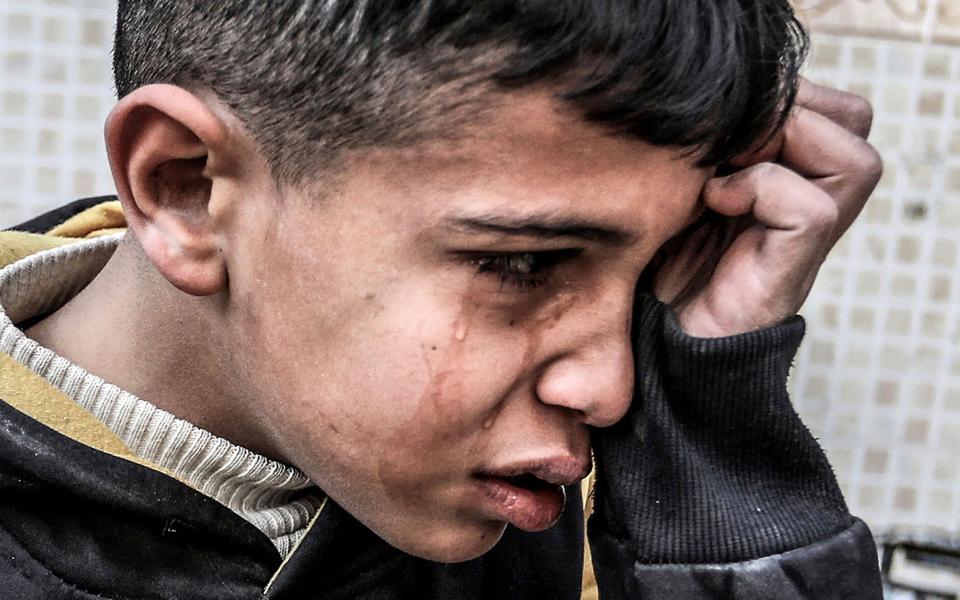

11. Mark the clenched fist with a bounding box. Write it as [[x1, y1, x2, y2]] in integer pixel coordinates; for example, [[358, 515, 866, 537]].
[[652, 78, 883, 338]]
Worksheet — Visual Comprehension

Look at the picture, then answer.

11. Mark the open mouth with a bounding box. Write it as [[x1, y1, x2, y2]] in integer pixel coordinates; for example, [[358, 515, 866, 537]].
[[473, 472, 567, 532], [501, 473, 556, 492]]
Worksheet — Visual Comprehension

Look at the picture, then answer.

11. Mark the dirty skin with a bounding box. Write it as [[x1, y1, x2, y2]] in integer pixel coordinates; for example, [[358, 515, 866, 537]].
[[376, 277, 582, 518]]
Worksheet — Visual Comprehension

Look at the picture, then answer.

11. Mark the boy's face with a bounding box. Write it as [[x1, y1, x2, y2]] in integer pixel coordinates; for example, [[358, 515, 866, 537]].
[[218, 89, 710, 562]]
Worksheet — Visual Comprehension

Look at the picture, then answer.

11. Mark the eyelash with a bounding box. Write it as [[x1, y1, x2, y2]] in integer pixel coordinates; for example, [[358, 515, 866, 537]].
[[469, 250, 579, 291]]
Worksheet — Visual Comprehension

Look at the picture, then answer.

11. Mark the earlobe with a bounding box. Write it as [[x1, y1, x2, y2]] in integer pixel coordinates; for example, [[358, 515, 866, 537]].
[[105, 84, 231, 296]]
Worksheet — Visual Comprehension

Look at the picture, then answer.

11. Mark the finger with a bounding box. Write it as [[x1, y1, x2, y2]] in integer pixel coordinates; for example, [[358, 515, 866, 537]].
[[729, 78, 875, 167], [796, 77, 874, 139], [704, 163, 837, 238], [779, 106, 882, 234], [702, 163, 838, 295]]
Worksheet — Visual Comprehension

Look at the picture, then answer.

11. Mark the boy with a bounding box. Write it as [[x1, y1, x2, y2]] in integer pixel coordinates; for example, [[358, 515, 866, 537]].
[[0, 1, 884, 598]]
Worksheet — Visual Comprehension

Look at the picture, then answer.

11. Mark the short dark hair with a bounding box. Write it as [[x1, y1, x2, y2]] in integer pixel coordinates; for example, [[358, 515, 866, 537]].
[[113, 1, 808, 184]]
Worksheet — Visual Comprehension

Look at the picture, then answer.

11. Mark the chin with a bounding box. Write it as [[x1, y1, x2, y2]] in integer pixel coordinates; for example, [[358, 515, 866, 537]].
[[391, 519, 509, 563]]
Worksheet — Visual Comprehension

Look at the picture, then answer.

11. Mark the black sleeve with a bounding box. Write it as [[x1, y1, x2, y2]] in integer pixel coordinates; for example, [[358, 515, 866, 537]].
[[587, 292, 883, 600]]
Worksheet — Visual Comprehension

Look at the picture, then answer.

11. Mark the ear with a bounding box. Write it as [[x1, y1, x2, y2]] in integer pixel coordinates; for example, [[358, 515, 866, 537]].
[[105, 84, 236, 296]]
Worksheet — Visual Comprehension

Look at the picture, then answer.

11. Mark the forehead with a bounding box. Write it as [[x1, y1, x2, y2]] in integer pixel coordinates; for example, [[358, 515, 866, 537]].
[[344, 88, 711, 231]]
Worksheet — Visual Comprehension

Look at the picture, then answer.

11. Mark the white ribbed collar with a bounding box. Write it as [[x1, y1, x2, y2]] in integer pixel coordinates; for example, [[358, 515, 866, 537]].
[[0, 234, 323, 557]]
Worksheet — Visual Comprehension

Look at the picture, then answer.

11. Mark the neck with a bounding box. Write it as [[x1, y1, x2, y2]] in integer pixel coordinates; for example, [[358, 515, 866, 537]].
[[25, 235, 278, 460]]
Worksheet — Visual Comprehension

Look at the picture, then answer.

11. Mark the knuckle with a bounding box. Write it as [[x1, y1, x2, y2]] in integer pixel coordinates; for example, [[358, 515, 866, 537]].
[[855, 143, 884, 187], [844, 93, 874, 137]]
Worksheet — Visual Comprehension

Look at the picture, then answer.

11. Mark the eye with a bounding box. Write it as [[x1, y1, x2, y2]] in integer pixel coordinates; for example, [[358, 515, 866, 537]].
[[468, 249, 580, 291]]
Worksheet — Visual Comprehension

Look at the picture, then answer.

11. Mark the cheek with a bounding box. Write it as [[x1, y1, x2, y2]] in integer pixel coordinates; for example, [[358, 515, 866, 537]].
[[241, 275, 513, 477], [375, 305, 510, 502]]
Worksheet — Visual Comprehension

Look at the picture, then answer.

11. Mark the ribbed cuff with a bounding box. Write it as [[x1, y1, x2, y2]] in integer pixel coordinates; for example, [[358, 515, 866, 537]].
[[590, 293, 852, 565]]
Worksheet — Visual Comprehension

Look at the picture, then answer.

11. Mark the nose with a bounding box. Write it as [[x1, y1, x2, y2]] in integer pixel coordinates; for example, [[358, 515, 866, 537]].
[[535, 329, 635, 428]]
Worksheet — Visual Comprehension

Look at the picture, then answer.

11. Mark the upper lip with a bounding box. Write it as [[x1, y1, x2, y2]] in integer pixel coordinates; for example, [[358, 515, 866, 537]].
[[477, 455, 592, 487]]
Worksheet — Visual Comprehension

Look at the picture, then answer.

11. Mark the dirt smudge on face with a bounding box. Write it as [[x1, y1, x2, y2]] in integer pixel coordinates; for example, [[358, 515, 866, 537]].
[[375, 281, 585, 520], [376, 287, 479, 508]]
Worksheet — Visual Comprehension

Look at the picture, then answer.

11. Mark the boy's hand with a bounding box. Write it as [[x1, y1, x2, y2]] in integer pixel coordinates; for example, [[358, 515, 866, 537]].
[[652, 78, 883, 337]]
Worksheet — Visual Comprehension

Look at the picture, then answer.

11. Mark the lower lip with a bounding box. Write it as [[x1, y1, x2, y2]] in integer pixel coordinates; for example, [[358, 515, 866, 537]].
[[473, 476, 566, 532]]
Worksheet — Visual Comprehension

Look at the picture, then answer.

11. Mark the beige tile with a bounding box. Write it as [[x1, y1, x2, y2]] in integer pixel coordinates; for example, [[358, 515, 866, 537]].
[[894, 487, 917, 511], [844, 346, 871, 368], [42, 16, 69, 44], [819, 303, 840, 328], [0, 166, 22, 189], [920, 311, 948, 337], [896, 236, 920, 264], [4, 13, 32, 39], [928, 490, 953, 513], [917, 345, 941, 371], [903, 419, 929, 444], [887, 46, 919, 74], [0, 128, 23, 152], [896, 452, 925, 478], [810, 40, 842, 68], [863, 448, 889, 474], [918, 90, 945, 116], [848, 82, 874, 104], [840, 378, 867, 403], [932, 238, 957, 267], [35, 166, 59, 195], [4, 51, 31, 78], [880, 344, 908, 369], [78, 57, 107, 86], [945, 388, 960, 411], [71, 135, 100, 155], [909, 384, 935, 409], [855, 271, 882, 295], [805, 375, 830, 398], [873, 123, 903, 148], [907, 164, 934, 191], [882, 85, 911, 114], [40, 57, 66, 83], [950, 129, 960, 155], [885, 308, 912, 335], [828, 446, 855, 472], [923, 49, 954, 78], [857, 485, 884, 509], [929, 275, 952, 302], [80, 19, 106, 46], [810, 339, 836, 364], [864, 235, 887, 261], [40, 93, 63, 119], [2, 91, 27, 115], [850, 306, 876, 332], [72, 170, 96, 196], [36, 130, 59, 155], [851, 46, 877, 71], [934, 0, 960, 44], [875, 380, 900, 407], [75, 96, 100, 121], [946, 167, 960, 194], [938, 422, 960, 449]]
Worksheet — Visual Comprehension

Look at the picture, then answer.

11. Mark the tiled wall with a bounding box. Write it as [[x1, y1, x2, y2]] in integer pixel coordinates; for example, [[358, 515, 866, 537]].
[[0, 0, 116, 226], [1, 0, 957, 543], [792, 0, 960, 539]]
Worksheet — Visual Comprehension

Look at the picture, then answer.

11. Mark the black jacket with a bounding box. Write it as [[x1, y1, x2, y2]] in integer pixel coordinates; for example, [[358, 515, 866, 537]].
[[0, 198, 883, 599]]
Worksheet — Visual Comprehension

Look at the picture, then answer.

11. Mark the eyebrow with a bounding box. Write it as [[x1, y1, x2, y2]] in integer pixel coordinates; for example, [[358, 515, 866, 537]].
[[446, 213, 634, 245]]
